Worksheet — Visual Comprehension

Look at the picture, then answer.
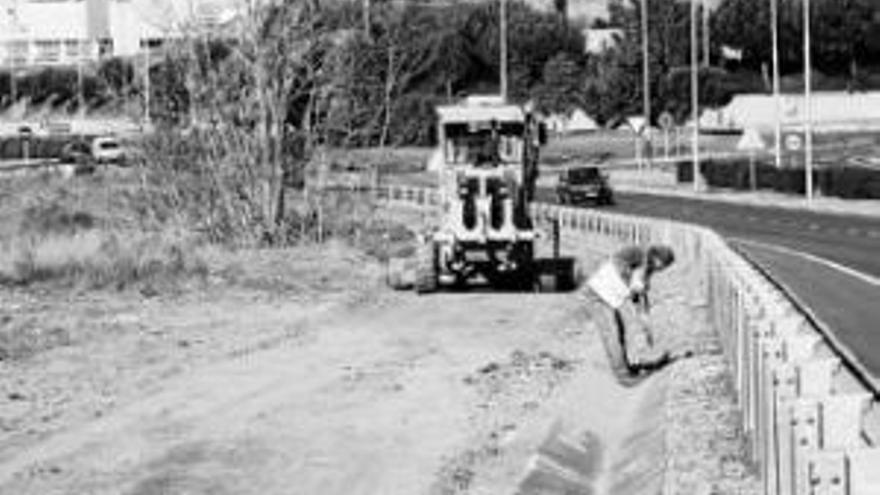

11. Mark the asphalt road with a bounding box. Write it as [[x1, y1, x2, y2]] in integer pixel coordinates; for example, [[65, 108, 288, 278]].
[[537, 187, 880, 383]]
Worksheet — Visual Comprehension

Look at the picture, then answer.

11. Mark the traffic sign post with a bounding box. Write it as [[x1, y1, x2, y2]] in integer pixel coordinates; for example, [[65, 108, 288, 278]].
[[627, 116, 647, 173], [784, 132, 803, 169], [737, 128, 767, 192], [659, 112, 674, 160], [19, 126, 33, 167]]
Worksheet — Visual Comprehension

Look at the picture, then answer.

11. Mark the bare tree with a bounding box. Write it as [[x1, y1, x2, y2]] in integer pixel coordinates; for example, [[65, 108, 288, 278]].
[[142, 0, 336, 245]]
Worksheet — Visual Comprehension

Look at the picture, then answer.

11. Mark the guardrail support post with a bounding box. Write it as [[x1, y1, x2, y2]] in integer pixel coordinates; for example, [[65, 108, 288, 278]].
[[804, 450, 848, 495], [792, 398, 822, 495]]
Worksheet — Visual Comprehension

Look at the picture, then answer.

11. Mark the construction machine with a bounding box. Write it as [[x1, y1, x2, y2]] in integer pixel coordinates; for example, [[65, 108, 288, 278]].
[[410, 95, 573, 293]]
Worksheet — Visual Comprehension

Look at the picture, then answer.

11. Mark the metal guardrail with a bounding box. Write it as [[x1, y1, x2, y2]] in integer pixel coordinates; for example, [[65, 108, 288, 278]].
[[378, 184, 880, 495]]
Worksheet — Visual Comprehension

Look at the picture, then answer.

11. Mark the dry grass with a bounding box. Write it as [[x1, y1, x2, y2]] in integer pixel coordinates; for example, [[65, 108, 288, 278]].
[[0, 228, 207, 289], [0, 176, 207, 290]]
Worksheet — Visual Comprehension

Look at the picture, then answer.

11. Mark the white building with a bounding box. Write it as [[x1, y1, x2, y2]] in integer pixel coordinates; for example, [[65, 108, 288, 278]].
[[581, 27, 622, 55], [0, 0, 239, 69], [702, 92, 880, 133]]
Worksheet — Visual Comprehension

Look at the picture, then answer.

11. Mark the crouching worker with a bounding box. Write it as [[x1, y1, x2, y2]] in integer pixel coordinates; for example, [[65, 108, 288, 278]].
[[586, 244, 676, 378]]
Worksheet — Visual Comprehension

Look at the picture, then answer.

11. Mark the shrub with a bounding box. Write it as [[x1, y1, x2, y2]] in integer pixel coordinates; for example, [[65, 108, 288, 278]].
[[676, 159, 880, 199], [0, 135, 82, 160]]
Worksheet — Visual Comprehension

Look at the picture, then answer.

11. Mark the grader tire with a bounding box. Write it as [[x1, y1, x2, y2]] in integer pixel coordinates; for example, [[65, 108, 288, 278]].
[[386, 257, 410, 290], [415, 243, 438, 294]]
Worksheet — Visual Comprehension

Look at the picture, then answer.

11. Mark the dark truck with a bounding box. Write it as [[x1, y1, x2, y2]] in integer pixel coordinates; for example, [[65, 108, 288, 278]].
[[556, 166, 614, 206]]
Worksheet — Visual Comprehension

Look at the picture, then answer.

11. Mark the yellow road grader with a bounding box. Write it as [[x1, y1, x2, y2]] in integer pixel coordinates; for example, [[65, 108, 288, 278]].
[[391, 95, 576, 293]]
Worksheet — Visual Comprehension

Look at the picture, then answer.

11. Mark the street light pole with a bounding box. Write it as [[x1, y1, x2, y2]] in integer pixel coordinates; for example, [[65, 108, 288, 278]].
[[499, 0, 508, 101], [803, 0, 814, 204], [691, 0, 700, 192], [771, 0, 782, 169]]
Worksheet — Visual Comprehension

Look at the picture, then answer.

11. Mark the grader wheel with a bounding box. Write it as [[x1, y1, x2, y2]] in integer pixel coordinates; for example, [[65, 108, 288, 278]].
[[386, 257, 410, 290], [415, 242, 439, 294]]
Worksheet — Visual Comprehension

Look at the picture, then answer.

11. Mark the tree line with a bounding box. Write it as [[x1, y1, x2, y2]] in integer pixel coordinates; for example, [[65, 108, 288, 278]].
[[1, 0, 879, 141]]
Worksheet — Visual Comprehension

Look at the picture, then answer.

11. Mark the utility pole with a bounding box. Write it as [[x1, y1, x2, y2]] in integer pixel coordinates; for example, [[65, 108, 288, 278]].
[[803, 0, 813, 203], [771, 0, 782, 169], [143, 43, 151, 125], [499, 0, 508, 101], [362, 0, 371, 39], [702, 0, 710, 67], [640, 0, 650, 170], [9, 2, 19, 105], [77, 40, 85, 114], [691, 0, 700, 192]]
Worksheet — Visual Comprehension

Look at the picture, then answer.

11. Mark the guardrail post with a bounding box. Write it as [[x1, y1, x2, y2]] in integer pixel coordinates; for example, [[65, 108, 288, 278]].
[[775, 363, 800, 495], [759, 337, 785, 492], [804, 451, 847, 495], [742, 302, 763, 436], [792, 398, 822, 495]]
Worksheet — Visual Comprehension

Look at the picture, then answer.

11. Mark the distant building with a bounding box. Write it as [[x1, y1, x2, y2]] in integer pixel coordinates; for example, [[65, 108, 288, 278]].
[[0, 0, 240, 70], [699, 92, 880, 132], [582, 27, 622, 54], [543, 108, 599, 135]]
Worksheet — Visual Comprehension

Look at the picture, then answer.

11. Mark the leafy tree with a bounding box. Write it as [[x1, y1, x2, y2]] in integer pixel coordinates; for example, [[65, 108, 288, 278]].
[[534, 53, 586, 114], [712, 0, 880, 88], [98, 58, 134, 96]]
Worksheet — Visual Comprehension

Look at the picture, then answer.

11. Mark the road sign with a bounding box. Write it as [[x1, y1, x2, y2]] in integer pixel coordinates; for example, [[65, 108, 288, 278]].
[[658, 112, 675, 131], [626, 116, 647, 135], [736, 128, 767, 152], [785, 133, 803, 151]]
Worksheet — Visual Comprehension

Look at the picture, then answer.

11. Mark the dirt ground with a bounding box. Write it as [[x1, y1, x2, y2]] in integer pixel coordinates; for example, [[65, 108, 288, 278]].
[[0, 235, 655, 495]]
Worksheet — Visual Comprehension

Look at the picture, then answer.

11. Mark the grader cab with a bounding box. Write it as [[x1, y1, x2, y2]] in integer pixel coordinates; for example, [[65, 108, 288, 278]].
[[409, 95, 573, 293]]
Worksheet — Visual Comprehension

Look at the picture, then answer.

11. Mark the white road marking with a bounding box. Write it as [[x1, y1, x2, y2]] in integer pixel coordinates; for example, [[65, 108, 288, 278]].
[[730, 237, 880, 288]]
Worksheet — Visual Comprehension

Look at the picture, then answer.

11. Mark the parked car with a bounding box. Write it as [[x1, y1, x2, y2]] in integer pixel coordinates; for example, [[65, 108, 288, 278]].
[[59, 135, 129, 171], [91, 136, 127, 165], [59, 140, 96, 174], [556, 166, 614, 206]]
